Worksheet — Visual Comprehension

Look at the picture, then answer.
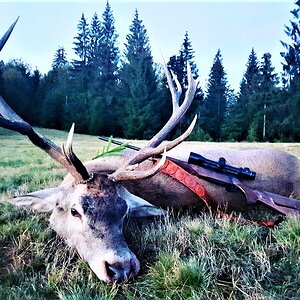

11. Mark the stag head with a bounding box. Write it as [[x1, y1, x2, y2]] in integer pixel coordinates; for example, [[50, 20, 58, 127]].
[[0, 19, 198, 283]]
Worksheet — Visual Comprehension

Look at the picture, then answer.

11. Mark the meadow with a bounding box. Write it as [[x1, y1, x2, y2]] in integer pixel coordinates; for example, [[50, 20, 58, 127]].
[[0, 127, 300, 300]]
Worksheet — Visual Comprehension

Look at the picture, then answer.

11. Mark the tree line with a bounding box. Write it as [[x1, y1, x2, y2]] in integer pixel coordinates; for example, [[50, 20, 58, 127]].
[[0, 1, 299, 142]]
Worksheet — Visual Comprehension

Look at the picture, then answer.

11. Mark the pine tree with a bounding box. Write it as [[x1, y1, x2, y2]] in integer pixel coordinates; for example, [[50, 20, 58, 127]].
[[260, 53, 278, 92], [89, 2, 120, 136], [222, 48, 260, 141], [120, 9, 160, 139], [245, 53, 279, 141], [99, 2, 119, 81], [202, 49, 228, 141], [73, 13, 90, 68], [89, 13, 101, 67], [239, 48, 260, 102], [52, 46, 68, 69], [280, 0, 300, 86], [180, 31, 198, 87], [68, 13, 91, 133], [167, 32, 199, 89], [279, 1, 300, 141]]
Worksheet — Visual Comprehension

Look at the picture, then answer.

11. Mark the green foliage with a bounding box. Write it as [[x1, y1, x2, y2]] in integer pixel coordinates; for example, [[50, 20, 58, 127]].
[[52, 46, 68, 69], [280, 1, 300, 86], [1, 2, 300, 141], [73, 13, 90, 67], [88, 2, 120, 137], [0, 59, 41, 126], [92, 136, 127, 159], [120, 10, 161, 139], [201, 49, 229, 141]]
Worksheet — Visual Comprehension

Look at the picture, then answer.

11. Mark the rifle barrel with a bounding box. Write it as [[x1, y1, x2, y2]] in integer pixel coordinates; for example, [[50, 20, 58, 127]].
[[98, 136, 141, 151], [99, 136, 256, 180]]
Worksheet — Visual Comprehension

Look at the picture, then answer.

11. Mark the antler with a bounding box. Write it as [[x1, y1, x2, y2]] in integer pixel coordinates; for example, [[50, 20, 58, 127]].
[[0, 97, 90, 183], [109, 62, 198, 182], [0, 17, 19, 52]]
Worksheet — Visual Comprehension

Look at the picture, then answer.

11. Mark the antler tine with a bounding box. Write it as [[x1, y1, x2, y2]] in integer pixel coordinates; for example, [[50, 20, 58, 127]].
[[0, 17, 19, 52], [162, 63, 182, 112], [0, 96, 90, 183]]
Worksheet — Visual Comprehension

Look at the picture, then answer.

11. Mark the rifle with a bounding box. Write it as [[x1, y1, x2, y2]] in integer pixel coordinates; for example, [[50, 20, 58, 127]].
[[99, 136, 300, 216]]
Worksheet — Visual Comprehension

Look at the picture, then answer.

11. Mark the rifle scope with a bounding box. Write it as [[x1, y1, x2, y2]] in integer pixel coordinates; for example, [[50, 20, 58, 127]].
[[188, 152, 256, 180]]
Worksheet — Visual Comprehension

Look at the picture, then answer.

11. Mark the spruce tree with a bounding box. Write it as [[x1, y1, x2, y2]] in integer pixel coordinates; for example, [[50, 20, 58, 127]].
[[167, 32, 199, 90], [279, 0, 300, 141], [202, 49, 228, 141], [222, 48, 260, 141], [52, 46, 68, 69], [239, 48, 260, 101], [73, 13, 90, 68], [67, 13, 91, 133], [89, 2, 120, 136], [89, 13, 101, 67], [180, 31, 199, 87], [246, 53, 279, 141], [260, 53, 278, 92], [120, 9, 160, 139], [280, 0, 300, 86], [99, 2, 119, 81]]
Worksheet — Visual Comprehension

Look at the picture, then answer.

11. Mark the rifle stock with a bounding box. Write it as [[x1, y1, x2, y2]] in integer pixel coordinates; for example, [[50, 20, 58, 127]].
[[176, 160, 300, 216]]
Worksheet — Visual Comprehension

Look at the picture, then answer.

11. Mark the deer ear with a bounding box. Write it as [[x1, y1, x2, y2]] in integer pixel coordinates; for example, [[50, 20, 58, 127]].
[[117, 186, 166, 217], [8, 187, 64, 212]]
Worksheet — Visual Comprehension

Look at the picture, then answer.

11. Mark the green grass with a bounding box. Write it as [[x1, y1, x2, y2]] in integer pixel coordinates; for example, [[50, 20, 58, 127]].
[[0, 127, 300, 299]]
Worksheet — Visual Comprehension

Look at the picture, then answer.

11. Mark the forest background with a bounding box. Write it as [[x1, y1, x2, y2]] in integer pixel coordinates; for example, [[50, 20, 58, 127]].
[[1, 1, 300, 142]]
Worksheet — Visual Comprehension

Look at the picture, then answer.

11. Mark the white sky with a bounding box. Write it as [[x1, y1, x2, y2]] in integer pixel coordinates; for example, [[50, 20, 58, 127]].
[[0, 1, 295, 91]]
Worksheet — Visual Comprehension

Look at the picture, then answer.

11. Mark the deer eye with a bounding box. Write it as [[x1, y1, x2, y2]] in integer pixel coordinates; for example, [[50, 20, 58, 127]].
[[70, 208, 82, 218]]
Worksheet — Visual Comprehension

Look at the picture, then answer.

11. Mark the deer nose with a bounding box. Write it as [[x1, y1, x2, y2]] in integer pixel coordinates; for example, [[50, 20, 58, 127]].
[[105, 259, 139, 282]]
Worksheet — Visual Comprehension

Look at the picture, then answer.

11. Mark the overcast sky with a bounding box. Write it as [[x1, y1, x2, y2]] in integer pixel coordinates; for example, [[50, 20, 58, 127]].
[[0, 0, 295, 91]]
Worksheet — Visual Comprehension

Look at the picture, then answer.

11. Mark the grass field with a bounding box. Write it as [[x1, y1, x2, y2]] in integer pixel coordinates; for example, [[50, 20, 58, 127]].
[[0, 127, 300, 299]]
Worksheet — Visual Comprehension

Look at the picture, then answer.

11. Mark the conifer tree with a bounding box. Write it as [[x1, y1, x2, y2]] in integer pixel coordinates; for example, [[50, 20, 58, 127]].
[[279, 0, 300, 141], [120, 9, 160, 139], [260, 53, 278, 92], [202, 49, 228, 141], [89, 2, 120, 136], [180, 31, 199, 87], [99, 2, 119, 81], [67, 13, 91, 133], [52, 46, 68, 69], [246, 53, 279, 141], [167, 32, 199, 89], [239, 48, 260, 101], [280, 0, 300, 86], [89, 13, 101, 67], [222, 48, 260, 141], [73, 13, 90, 68]]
